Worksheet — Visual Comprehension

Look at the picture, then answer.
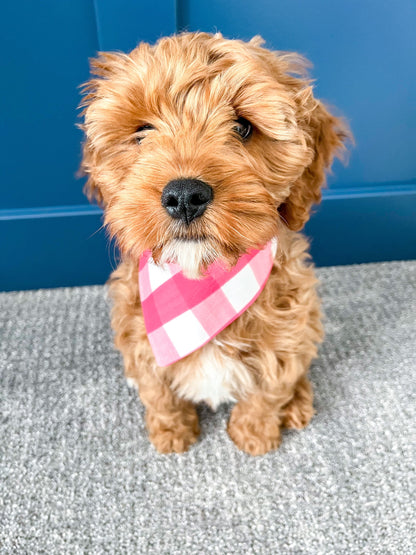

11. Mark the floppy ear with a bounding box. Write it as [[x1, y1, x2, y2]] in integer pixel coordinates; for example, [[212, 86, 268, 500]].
[[278, 100, 350, 231], [79, 136, 104, 206], [243, 40, 351, 231], [78, 52, 133, 207]]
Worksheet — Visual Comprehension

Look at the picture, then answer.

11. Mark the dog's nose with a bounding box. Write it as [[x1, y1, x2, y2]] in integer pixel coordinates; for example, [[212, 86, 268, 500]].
[[161, 178, 213, 225]]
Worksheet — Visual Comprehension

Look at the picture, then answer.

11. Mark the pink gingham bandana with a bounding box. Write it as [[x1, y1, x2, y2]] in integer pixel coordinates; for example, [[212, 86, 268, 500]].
[[139, 239, 277, 367]]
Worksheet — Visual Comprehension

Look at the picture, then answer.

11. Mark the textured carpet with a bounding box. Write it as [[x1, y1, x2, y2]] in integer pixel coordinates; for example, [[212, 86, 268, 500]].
[[1, 260, 415, 554]]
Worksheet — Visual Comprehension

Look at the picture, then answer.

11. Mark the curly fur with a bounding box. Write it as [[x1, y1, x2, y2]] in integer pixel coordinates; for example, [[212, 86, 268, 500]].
[[80, 32, 350, 455]]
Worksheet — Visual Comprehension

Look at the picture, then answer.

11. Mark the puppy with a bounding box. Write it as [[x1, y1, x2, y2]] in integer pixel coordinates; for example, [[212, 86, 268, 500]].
[[80, 32, 349, 455]]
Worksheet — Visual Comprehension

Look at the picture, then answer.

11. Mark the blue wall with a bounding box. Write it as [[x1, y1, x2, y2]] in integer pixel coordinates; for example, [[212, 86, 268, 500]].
[[1, 0, 415, 291]]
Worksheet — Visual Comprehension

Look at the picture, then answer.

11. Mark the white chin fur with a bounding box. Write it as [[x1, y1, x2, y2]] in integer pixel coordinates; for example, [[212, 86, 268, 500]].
[[159, 239, 219, 279]]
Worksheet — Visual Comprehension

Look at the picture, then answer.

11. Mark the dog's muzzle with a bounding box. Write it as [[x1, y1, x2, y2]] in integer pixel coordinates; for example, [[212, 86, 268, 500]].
[[161, 178, 213, 225]]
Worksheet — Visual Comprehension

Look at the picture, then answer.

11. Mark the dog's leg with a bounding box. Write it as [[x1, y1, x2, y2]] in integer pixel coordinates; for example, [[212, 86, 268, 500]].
[[109, 260, 200, 453], [127, 360, 200, 454], [227, 390, 283, 456], [137, 373, 200, 454], [227, 356, 313, 456], [226, 243, 323, 455]]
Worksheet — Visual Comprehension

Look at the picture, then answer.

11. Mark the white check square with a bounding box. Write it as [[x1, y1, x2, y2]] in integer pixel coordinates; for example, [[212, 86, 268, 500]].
[[147, 258, 174, 292], [220, 263, 259, 313], [163, 310, 210, 357]]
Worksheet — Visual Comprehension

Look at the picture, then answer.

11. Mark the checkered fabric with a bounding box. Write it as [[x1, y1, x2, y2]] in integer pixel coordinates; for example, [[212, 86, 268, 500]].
[[138, 239, 277, 367]]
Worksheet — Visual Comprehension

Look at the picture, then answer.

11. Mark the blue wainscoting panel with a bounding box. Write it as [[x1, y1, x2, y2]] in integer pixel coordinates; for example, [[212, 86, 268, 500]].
[[0, 207, 114, 292], [1, 0, 99, 209], [306, 185, 416, 267]]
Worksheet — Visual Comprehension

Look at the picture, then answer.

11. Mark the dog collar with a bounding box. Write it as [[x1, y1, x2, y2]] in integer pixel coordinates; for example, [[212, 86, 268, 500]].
[[138, 239, 277, 367]]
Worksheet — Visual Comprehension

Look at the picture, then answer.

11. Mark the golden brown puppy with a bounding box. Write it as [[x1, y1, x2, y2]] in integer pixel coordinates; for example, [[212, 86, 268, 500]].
[[80, 32, 349, 455]]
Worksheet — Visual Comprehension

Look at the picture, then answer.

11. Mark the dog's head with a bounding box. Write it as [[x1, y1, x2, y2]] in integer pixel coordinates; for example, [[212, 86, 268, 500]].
[[80, 32, 349, 277]]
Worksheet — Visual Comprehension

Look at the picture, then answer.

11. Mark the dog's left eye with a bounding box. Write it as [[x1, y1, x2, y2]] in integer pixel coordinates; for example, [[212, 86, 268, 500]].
[[135, 124, 155, 144], [233, 117, 252, 140]]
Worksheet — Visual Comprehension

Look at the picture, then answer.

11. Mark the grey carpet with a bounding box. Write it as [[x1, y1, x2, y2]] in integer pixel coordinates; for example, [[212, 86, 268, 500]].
[[1, 260, 415, 554]]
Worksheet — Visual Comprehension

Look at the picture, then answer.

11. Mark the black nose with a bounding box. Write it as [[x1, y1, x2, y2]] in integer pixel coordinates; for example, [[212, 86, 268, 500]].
[[161, 178, 213, 225]]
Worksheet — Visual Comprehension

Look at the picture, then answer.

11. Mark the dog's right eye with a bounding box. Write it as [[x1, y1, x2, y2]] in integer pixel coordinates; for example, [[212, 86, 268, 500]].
[[135, 124, 155, 144], [233, 117, 252, 141]]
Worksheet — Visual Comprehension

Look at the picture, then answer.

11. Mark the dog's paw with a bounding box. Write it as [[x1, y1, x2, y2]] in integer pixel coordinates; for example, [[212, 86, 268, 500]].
[[281, 400, 314, 429], [281, 379, 315, 429], [146, 408, 200, 454], [227, 413, 281, 456], [149, 427, 199, 454]]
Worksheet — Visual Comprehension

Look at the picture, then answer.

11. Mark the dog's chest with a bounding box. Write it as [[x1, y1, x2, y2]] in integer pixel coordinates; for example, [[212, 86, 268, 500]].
[[171, 342, 254, 410]]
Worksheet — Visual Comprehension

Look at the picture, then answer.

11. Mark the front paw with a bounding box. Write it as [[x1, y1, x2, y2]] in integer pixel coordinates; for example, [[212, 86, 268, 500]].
[[146, 411, 200, 454], [149, 427, 199, 454], [227, 409, 281, 456], [281, 399, 314, 430]]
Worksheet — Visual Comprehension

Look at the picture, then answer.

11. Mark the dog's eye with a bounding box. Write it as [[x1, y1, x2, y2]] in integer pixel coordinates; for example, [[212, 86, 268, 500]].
[[233, 117, 252, 140], [135, 124, 154, 144]]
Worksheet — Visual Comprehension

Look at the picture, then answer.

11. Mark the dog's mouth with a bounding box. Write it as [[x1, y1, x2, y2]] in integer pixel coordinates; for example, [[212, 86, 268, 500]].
[[156, 236, 221, 279], [173, 234, 209, 242]]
